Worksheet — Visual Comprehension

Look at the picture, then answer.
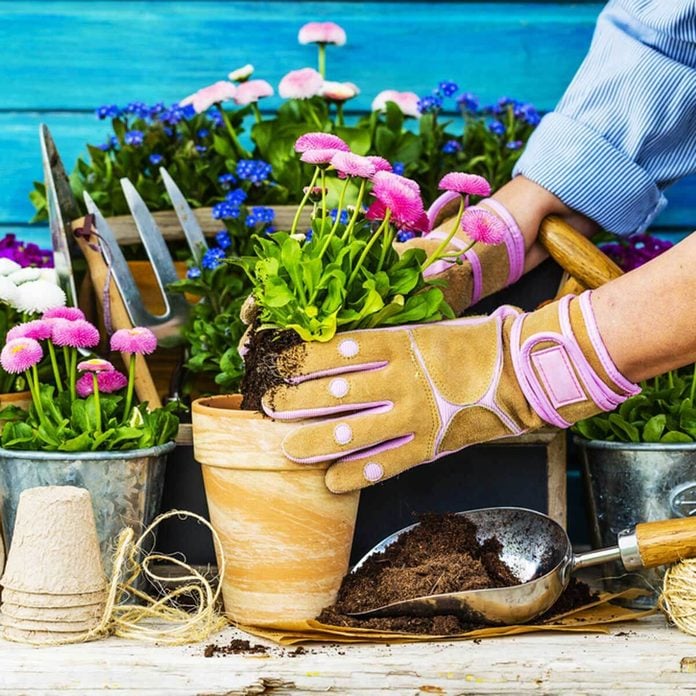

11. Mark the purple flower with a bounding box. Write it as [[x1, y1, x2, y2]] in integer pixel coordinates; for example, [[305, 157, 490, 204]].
[[76, 369, 128, 397], [149, 153, 164, 165], [488, 120, 506, 136], [245, 207, 275, 228], [187, 266, 202, 280], [236, 159, 272, 184], [442, 140, 462, 154], [506, 140, 523, 150], [96, 104, 121, 120], [396, 230, 416, 243], [212, 201, 240, 220], [124, 130, 144, 146], [457, 92, 479, 112], [218, 173, 236, 188], [392, 161, 405, 176], [417, 95, 443, 114], [201, 248, 226, 270], [215, 230, 232, 249], [438, 81, 459, 98], [329, 208, 349, 225], [225, 188, 247, 206]]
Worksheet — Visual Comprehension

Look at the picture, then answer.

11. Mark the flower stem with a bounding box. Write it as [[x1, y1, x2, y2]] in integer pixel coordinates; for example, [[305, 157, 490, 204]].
[[30, 365, 46, 423], [341, 178, 367, 241], [421, 198, 468, 273], [336, 103, 345, 127], [321, 169, 327, 221], [46, 340, 63, 392], [251, 103, 263, 124], [290, 167, 320, 236], [377, 226, 396, 273], [348, 212, 391, 288], [328, 177, 351, 240], [69, 348, 77, 401], [218, 103, 251, 159], [92, 374, 102, 433], [124, 353, 136, 421], [318, 43, 326, 78], [668, 370, 675, 389], [691, 364, 696, 403]]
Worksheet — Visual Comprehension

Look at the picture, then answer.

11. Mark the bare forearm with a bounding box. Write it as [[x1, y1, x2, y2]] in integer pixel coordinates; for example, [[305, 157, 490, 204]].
[[592, 232, 696, 382]]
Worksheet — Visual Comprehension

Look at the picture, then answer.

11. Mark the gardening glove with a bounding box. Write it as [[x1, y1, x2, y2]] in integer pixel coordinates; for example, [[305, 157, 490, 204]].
[[262, 290, 640, 493], [398, 193, 526, 316]]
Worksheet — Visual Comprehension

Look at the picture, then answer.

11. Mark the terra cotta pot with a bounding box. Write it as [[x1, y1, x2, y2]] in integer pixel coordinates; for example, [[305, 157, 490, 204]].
[[191, 394, 360, 626]]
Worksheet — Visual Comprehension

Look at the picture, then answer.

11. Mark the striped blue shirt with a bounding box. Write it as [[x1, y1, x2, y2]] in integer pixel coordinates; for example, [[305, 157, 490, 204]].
[[514, 0, 696, 235]]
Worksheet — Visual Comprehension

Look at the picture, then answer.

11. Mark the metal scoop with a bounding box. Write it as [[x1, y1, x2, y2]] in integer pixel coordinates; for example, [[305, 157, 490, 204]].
[[347, 506, 696, 625]]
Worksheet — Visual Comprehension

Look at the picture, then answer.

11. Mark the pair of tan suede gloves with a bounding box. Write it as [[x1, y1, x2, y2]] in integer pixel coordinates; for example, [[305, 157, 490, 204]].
[[259, 194, 639, 493]]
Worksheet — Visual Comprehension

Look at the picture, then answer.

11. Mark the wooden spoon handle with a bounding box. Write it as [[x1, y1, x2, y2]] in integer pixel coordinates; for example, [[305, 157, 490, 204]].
[[539, 215, 624, 289], [635, 517, 696, 568]]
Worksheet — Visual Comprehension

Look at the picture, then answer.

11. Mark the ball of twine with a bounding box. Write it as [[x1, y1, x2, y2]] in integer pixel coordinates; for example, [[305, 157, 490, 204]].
[[660, 559, 696, 635]]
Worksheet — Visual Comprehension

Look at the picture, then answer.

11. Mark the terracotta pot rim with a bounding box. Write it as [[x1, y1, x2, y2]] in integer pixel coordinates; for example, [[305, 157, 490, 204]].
[[192, 394, 257, 419]]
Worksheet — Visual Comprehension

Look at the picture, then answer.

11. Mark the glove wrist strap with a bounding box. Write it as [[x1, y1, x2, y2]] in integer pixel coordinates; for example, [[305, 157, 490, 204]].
[[510, 292, 640, 428]]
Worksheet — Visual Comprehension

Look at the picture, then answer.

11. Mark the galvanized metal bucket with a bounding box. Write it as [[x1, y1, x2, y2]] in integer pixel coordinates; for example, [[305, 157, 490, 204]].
[[0, 442, 174, 577], [575, 437, 696, 608]]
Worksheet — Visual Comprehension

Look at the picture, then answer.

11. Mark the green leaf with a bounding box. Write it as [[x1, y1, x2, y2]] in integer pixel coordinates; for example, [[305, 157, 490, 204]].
[[661, 431, 693, 443], [608, 414, 640, 443], [642, 414, 667, 442]]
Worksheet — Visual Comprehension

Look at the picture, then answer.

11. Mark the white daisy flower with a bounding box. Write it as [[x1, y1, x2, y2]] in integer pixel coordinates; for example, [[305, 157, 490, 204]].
[[13, 279, 66, 314], [228, 64, 254, 82], [0, 258, 21, 276], [9, 268, 41, 285], [0, 275, 18, 304]]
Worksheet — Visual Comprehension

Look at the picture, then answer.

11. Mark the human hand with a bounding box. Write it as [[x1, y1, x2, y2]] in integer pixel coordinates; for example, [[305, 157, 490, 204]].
[[262, 290, 639, 492], [398, 193, 527, 316]]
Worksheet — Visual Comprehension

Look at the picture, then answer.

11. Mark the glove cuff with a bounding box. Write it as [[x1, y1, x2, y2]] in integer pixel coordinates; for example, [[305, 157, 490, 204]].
[[424, 194, 526, 305], [510, 291, 640, 428]]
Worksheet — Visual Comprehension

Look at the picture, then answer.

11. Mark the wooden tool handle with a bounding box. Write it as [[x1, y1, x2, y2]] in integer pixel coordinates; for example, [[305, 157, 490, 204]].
[[635, 517, 696, 568], [72, 219, 162, 409], [539, 215, 624, 289]]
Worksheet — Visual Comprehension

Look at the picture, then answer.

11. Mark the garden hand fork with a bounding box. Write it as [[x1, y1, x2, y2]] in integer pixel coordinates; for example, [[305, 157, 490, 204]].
[[40, 125, 209, 407]]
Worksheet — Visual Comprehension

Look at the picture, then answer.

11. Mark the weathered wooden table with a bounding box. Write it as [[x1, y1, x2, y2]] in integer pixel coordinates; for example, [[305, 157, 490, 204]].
[[1, 613, 695, 695]]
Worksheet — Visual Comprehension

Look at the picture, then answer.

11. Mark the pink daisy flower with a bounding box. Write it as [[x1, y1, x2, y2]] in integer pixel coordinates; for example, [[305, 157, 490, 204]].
[[77, 358, 115, 373], [298, 21, 347, 46], [76, 369, 128, 397], [300, 148, 343, 165], [51, 319, 100, 349], [366, 156, 392, 174], [42, 307, 86, 322], [320, 80, 359, 102], [7, 320, 53, 342], [180, 81, 236, 114], [365, 200, 431, 234], [369, 173, 427, 229], [461, 208, 507, 245], [330, 151, 377, 179], [1, 338, 43, 374], [295, 132, 349, 153], [234, 79, 274, 106], [371, 90, 421, 119], [278, 68, 324, 100], [439, 172, 492, 197], [110, 327, 158, 355]]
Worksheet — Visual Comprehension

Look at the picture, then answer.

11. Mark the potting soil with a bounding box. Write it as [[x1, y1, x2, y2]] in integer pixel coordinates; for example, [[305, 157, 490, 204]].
[[318, 513, 598, 635]]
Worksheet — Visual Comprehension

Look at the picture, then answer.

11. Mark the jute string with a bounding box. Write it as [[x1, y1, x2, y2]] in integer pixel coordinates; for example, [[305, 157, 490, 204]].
[[660, 560, 696, 635], [3, 510, 228, 646]]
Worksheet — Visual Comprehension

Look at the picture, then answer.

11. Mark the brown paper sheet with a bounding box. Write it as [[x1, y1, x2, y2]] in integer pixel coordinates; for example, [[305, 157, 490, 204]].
[[237, 589, 656, 645]]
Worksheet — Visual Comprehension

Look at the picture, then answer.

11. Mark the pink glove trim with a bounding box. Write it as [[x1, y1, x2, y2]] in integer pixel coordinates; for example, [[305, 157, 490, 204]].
[[579, 292, 641, 396], [289, 361, 388, 384], [478, 198, 525, 286], [264, 399, 394, 421], [464, 248, 483, 305], [510, 294, 639, 428], [426, 190, 460, 229]]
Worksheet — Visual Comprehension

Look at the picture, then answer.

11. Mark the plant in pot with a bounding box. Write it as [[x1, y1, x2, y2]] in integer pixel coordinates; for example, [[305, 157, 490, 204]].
[[0, 255, 65, 418], [0, 315, 180, 576], [573, 232, 689, 608], [190, 131, 503, 626]]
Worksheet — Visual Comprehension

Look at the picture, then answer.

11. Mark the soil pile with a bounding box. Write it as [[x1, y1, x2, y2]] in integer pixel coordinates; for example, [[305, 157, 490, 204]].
[[318, 513, 598, 635]]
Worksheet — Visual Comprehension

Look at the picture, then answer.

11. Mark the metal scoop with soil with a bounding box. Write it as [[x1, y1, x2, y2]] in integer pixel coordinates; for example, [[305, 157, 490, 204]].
[[347, 507, 696, 625]]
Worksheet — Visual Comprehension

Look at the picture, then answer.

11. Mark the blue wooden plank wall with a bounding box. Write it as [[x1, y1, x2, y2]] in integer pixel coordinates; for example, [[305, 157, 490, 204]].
[[1, 1, 694, 240]]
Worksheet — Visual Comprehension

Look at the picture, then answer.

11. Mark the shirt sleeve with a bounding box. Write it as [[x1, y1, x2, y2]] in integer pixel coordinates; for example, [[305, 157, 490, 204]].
[[513, 0, 696, 235]]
